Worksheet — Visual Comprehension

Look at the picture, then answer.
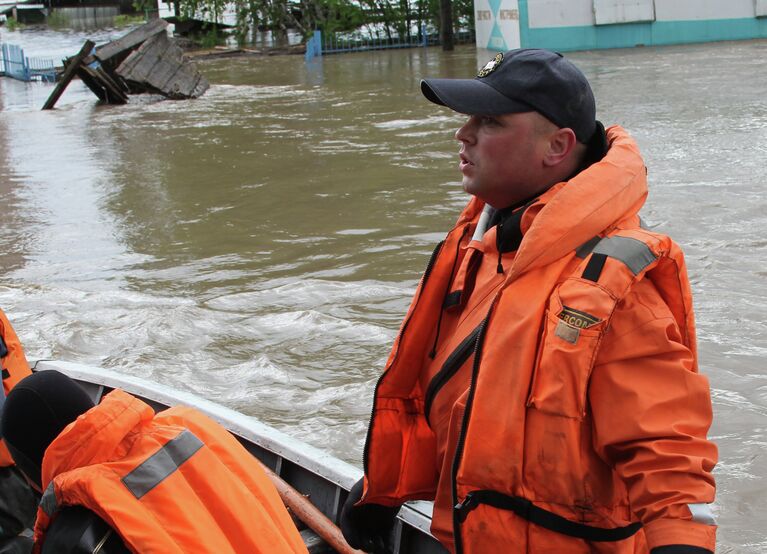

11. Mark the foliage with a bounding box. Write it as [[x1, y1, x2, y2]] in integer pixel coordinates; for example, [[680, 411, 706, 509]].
[[114, 14, 146, 27], [46, 10, 70, 29], [300, 0, 366, 36], [5, 17, 22, 31], [451, 0, 472, 30], [182, 0, 226, 26], [132, 0, 152, 12], [175, 0, 473, 45], [200, 27, 220, 47]]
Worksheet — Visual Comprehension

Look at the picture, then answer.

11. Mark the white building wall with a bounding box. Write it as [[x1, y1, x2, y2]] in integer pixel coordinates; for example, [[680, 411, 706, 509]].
[[593, 0, 655, 25], [654, 0, 755, 20], [524, 0, 759, 29], [527, 0, 594, 28]]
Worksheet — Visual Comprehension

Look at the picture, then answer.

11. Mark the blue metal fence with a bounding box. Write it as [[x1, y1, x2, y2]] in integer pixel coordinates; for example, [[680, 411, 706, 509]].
[[0, 43, 57, 82], [305, 27, 474, 61], [322, 26, 429, 54]]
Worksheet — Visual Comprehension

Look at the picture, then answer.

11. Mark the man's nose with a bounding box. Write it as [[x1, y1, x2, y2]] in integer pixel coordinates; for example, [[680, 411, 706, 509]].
[[455, 117, 476, 144]]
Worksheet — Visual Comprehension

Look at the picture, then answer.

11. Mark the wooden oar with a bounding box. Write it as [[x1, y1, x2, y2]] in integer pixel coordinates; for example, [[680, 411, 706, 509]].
[[259, 462, 365, 554]]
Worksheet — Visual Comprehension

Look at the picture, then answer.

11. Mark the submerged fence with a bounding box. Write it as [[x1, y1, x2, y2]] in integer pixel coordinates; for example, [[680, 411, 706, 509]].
[[0, 43, 57, 82], [305, 28, 474, 61]]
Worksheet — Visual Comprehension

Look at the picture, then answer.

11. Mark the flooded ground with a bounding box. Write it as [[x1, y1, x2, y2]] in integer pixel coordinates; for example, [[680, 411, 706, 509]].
[[1, 31, 766, 551], [0, 26, 135, 59]]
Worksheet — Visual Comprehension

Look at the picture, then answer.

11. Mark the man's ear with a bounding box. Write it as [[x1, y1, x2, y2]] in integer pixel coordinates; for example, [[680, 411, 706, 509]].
[[543, 127, 578, 167]]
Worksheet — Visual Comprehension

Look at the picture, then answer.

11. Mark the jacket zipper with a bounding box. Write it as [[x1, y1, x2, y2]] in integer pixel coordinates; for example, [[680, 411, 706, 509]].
[[450, 304, 494, 554], [423, 324, 482, 427], [429, 225, 471, 359]]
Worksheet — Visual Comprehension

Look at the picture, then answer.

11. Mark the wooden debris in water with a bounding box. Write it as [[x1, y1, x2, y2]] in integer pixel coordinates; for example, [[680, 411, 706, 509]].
[[116, 33, 209, 100], [93, 17, 169, 67], [41, 40, 95, 110], [41, 19, 209, 110], [76, 57, 130, 105]]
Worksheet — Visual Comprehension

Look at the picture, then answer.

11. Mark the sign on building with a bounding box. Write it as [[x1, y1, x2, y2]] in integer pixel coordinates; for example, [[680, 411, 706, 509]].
[[474, 0, 521, 51]]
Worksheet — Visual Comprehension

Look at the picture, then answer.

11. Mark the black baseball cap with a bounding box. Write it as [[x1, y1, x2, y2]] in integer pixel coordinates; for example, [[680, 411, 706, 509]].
[[421, 48, 598, 143]]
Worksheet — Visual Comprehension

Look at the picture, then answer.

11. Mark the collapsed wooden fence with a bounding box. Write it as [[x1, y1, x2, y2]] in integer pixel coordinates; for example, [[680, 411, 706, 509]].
[[42, 19, 209, 110]]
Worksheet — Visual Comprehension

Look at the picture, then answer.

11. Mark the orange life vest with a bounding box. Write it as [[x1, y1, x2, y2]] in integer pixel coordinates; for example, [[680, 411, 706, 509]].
[[0, 308, 32, 467], [362, 126, 717, 553], [34, 389, 308, 554]]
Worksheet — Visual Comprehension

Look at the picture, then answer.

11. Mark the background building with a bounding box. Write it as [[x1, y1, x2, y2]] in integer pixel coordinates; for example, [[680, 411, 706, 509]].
[[476, 0, 767, 52]]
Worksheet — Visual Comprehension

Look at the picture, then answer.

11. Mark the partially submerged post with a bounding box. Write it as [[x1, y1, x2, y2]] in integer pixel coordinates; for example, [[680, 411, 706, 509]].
[[41, 40, 95, 110], [41, 20, 209, 110]]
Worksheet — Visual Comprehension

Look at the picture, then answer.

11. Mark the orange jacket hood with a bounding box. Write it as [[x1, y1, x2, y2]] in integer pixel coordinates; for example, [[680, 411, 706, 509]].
[[514, 125, 647, 275], [41, 389, 152, 487]]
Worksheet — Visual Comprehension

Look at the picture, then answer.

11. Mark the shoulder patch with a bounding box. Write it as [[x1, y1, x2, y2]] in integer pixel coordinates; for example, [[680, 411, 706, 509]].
[[558, 306, 601, 329]]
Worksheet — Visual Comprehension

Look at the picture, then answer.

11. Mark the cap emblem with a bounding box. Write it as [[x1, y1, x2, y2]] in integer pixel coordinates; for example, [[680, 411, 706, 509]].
[[477, 53, 503, 78]]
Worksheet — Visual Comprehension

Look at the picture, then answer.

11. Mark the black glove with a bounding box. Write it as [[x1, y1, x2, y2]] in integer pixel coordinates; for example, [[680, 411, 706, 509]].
[[651, 546, 713, 554], [339, 478, 400, 554]]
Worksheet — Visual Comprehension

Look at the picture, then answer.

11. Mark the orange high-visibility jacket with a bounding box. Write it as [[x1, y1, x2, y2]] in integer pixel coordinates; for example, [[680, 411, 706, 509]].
[[34, 389, 308, 554], [0, 308, 32, 467], [361, 126, 717, 553]]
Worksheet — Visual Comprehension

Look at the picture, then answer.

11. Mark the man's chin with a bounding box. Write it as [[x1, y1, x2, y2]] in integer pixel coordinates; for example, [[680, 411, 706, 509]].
[[462, 182, 489, 205]]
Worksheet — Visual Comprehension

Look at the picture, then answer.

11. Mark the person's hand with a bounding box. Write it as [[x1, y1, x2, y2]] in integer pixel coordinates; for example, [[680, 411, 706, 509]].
[[339, 478, 399, 554]]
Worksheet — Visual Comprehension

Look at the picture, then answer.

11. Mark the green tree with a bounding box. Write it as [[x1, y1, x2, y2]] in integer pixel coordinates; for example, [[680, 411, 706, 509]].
[[176, 0, 472, 47]]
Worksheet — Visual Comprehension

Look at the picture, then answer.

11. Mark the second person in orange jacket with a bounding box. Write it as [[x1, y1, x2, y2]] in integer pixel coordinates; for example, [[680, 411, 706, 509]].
[[2, 369, 308, 554]]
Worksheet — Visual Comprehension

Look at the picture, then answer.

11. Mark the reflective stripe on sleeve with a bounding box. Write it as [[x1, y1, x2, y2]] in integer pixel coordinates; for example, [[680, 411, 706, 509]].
[[575, 236, 601, 259], [40, 482, 57, 517], [121, 429, 204, 499], [592, 236, 657, 275], [688, 503, 717, 525]]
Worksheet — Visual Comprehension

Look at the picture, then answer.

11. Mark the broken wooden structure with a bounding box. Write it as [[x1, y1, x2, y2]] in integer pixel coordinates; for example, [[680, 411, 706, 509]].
[[42, 19, 209, 110]]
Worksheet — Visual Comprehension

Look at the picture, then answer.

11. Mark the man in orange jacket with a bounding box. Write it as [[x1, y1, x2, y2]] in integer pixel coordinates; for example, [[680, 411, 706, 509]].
[[340, 49, 717, 553], [1, 370, 308, 554]]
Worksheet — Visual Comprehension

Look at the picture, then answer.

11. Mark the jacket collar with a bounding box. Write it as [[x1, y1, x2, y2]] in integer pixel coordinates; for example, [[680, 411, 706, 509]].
[[507, 125, 648, 279]]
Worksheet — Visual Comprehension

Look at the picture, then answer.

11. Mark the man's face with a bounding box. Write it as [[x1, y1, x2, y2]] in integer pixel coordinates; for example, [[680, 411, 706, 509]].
[[455, 111, 552, 209]]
